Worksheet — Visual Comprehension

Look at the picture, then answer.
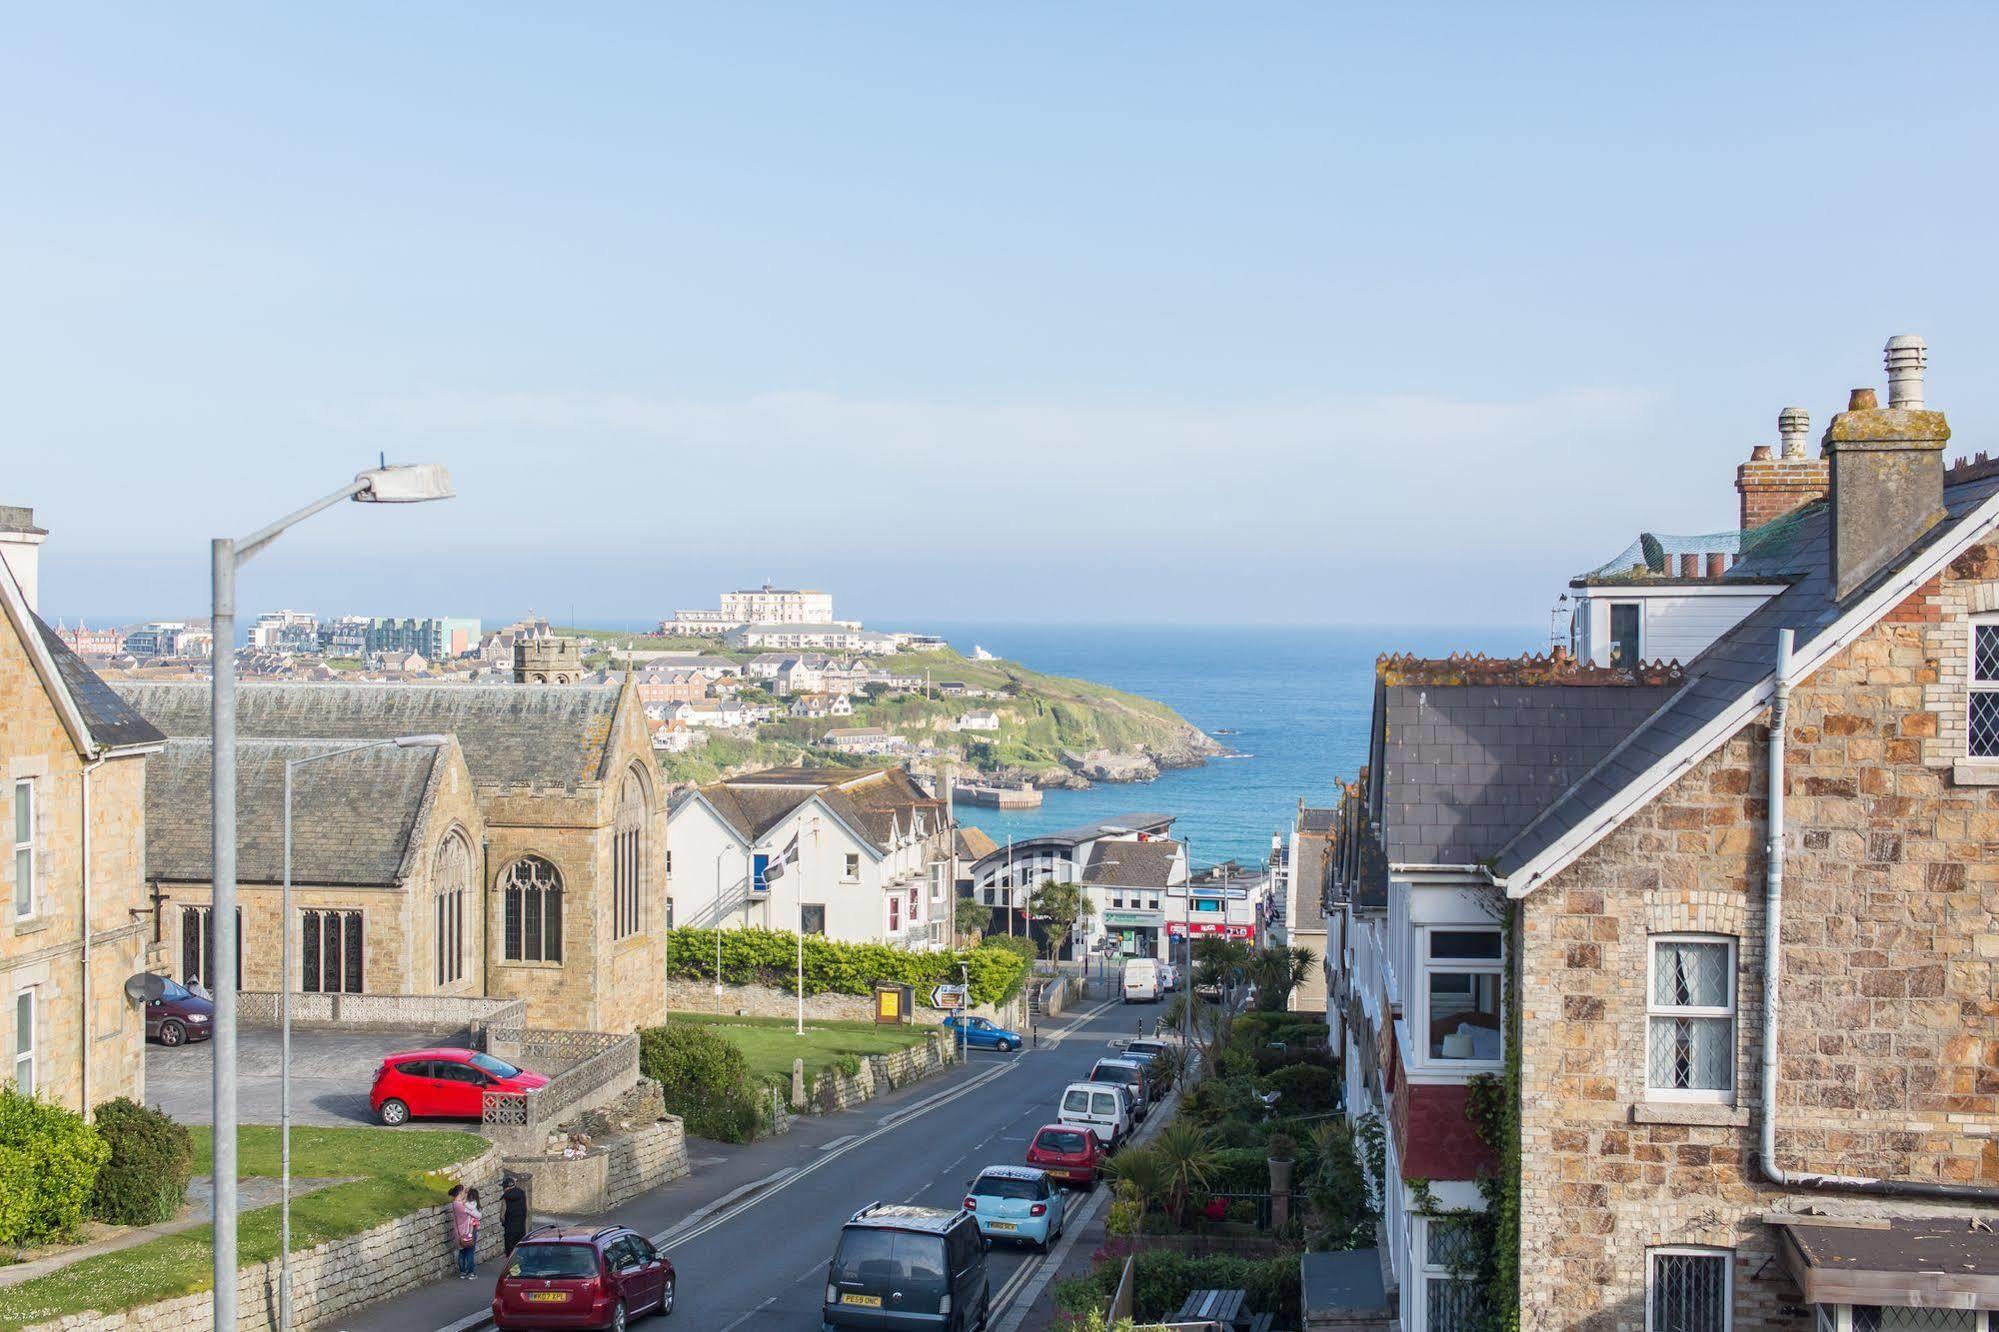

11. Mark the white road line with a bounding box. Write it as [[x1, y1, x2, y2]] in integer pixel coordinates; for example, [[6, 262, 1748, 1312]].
[[817, 1135, 857, 1152]]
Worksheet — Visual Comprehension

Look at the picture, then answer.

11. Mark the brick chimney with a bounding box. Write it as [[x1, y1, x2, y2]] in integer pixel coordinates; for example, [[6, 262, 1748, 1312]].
[[0, 506, 47, 614], [1736, 407, 1827, 530], [1824, 335, 1950, 601]]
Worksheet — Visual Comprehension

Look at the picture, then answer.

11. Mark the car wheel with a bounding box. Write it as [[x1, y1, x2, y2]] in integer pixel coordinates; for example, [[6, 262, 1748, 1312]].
[[997, 1038, 1016, 1052], [609, 1299, 628, 1332], [659, 1278, 675, 1316], [158, 1020, 186, 1048], [376, 1098, 410, 1127]]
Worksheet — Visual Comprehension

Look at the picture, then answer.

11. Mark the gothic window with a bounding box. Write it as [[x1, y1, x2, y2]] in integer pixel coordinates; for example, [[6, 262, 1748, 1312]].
[[434, 833, 472, 986], [301, 909, 364, 993], [503, 856, 564, 963], [181, 905, 241, 990], [613, 768, 647, 941]]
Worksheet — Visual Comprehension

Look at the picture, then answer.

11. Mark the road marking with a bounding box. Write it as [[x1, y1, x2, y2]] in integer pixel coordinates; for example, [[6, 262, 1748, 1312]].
[[817, 1135, 857, 1152]]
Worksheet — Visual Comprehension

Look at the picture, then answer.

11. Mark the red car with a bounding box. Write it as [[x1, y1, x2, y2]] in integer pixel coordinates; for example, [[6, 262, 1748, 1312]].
[[370, 1048, 549, 1126], [1025, 1122, 1108, 1186], [493, 1224, 675, 1331]]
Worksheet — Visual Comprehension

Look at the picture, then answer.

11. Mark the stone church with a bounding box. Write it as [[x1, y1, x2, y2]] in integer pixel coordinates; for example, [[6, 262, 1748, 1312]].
[[115, 679, 668, 1033]]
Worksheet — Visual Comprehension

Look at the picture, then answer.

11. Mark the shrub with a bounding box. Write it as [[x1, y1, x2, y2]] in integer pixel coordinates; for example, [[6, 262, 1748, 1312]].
[[0, 1090, 108, 1245], [88, 1099, 193, 1227], [636, 1025, 762, 1143], [1207, 1145, 1271, 1192], [982, 934, 1038, 964], [1054, 1248, 1300, 1325], [1254, 1063, 1339, 1115]]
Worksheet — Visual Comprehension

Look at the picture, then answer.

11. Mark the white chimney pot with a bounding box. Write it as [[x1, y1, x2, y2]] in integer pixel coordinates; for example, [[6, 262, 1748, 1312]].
[[1885, 334, 1927, 410], [1778, 406, 1811, 459]]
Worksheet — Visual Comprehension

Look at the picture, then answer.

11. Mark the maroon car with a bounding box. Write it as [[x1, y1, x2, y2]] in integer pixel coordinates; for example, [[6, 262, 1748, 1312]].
[[492, 1224, 675, 1331], [144, 977, 214, 1047], [1025, 1123, 1107, 1187]]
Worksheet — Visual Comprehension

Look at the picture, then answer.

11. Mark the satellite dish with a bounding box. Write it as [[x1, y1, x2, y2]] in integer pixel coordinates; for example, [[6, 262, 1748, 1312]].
[[124, 972, 168, 1004]]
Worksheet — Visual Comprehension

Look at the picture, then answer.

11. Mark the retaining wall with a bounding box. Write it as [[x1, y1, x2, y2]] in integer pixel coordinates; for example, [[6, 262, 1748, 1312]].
[[666, 979, 1028, 1032], [801, 1031, 958, 1114], [503, 1116, 689, 1215]]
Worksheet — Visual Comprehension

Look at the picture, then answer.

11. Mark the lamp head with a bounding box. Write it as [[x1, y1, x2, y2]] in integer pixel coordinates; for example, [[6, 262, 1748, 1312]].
[[395, 734, 452, 748], [355, 463, 455, 504]]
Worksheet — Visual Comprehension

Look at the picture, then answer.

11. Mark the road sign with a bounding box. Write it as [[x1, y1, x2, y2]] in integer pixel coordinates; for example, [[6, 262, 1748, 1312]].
[[930, 983, 969, 1010]]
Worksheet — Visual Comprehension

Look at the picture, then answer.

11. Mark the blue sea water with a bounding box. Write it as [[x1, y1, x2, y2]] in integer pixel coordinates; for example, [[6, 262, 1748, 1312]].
[[919, 623, 1538, 869]]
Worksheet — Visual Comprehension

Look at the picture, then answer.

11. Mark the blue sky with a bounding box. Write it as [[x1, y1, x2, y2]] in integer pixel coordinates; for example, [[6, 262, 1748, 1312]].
[[8, 4, 1998, 627]]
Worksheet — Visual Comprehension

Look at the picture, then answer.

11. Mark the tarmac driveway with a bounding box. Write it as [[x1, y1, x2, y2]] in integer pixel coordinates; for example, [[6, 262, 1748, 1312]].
[[144, 1027, 459, 1128]]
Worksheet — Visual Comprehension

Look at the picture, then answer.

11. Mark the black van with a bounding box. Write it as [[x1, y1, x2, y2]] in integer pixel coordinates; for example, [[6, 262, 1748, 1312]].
[[823, 1202, 990, 1331]]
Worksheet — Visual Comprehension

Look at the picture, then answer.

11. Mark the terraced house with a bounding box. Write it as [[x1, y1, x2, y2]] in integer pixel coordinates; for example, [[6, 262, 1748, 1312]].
[[1326, 337, 1999, 1330]]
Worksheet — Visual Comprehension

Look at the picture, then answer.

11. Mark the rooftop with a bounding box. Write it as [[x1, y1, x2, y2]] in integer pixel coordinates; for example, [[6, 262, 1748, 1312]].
[[1082, 839, 1182, 887]]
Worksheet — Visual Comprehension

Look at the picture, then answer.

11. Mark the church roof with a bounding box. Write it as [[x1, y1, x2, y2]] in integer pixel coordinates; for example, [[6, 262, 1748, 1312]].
[[114, 681, 626, 790]]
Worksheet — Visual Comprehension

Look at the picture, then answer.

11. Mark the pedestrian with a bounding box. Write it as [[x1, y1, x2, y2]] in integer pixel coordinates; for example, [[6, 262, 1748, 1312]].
[[500, 1175, 529, 1253], [449, 1184, 478, 1279], [465, 1188, 484, 1274]]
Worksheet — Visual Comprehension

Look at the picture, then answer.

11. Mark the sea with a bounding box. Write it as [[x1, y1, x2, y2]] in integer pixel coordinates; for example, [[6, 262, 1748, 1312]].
[[917, 623, 1539, 870]]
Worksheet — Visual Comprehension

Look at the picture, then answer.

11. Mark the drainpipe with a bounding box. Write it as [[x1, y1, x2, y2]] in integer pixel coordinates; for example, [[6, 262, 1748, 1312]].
[[80, 754, 105, 1117], [1758, 627, 1999, 1203]]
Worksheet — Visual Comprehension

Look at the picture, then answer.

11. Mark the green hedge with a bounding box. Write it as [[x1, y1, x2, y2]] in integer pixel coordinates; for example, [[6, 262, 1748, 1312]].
[[88, 1099, 193, 1227], [1054, 1248, 1299, 1324], [636, 1025, 764, 1143], [0, 1091, 109, 1245], [664, 928, 1029, 1005], [1255, 1063, 1340, 1115]]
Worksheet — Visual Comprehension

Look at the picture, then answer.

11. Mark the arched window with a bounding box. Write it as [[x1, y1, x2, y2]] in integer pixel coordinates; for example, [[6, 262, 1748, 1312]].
[[434, 832, 472, 986], [502, 856, 563, 963], [612, 768, 648, 940]]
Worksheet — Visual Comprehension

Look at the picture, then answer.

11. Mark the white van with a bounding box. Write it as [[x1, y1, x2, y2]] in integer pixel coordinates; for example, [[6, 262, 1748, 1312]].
[[1122, 957, 1161, 1003], [1058, 1080, 1131, 1149]]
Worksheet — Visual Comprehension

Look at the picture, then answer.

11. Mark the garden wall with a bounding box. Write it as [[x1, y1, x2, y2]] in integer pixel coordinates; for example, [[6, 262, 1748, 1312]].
[[503, 1116, 688, 1215], [667, 979, 1028, 1031], [801, 1032, 958, 1114], [27, 1147, 506, 1332]]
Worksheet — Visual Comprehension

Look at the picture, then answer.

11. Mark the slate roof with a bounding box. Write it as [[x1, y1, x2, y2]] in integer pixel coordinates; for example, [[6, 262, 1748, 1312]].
[[1082, 839, 1181, 887], [1494, 474, 1999, 885], [1298, 807, 1338, 833], [691, 766, 948, 855], [1289, 829, 1331, 932], [144, 738, 445, 886], [955, 826, 999, 861], [114, 681, 625, 790], [32, 614, 165, 751], [1374, 677, 1678, 865]]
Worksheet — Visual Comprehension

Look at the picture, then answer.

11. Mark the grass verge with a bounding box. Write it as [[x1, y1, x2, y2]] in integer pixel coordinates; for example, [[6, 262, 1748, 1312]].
[[670, 1012, 937, 1087], [0, 1126, 484, 1326]]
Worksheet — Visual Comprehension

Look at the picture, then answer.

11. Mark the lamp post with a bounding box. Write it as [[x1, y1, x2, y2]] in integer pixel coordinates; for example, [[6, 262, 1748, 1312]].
[[280, 735, 447, 1332], [209, 463, 453, 1332]]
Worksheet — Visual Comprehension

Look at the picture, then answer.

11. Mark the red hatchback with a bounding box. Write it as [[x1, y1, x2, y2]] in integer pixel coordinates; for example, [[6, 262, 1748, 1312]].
[[370, 1048, 549, 1126], [1026, 1123, 1108, 1187], [493, 1225, 675, 1331]]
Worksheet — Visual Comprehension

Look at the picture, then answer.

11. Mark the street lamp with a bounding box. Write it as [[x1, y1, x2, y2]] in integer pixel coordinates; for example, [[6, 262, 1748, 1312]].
[[210, 463, 453, 1332], [280, 735, 447, 1332]]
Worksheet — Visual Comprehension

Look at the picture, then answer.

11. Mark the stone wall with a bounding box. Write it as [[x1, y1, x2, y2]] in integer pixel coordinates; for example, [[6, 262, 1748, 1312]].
[[666, 978, 1028, 1031], [27, 1147, 505, 1332], [1516, 552, 1999, 1330], [802, 1032, 958, 1114], [504, 1111, 689, 1215]]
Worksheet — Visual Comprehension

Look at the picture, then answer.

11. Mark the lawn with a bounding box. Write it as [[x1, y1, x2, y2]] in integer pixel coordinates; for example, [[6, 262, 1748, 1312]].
[[672, 1012, 939, 1087], [0, 1126, 485, 1327]]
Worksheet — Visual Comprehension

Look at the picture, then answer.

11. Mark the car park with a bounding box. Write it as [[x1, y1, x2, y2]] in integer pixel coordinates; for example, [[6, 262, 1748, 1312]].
[[1087, 1057, 1151, 1122], [491, 1224, 674, 1331], [1025, 1124, 1108, 1187], [371, 1047, 550, 1126], [963, 1165, 1066, 1251], [824, 1202, 989, 1331], [940, 1014, 1022, 1052], [143, 977, 214, 1047], [1058, 1080, 1131, 1150]]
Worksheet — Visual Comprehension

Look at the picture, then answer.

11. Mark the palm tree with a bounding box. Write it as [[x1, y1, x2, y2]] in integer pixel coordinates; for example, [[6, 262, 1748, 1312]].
[[1249, 945, 1319, 1011], [1103, 1145, 1171, 1232], [1027, 879, 1093, 962], [952, 894, 990, 945], [1150, 1120, 1219, 1228]]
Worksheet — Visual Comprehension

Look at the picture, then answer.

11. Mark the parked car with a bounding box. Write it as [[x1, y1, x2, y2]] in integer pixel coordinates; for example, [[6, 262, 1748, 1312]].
[[941, 1014, 1022, 1052], [1157, 962, 1180, 992], [824, 1202, 989, 1331], [371, 1047, 550, 1126], [963, 1165, 1066, 1251], [143, 977, 214, 1047], [1087, 1058, 1152, 1123], [491, 1224, 674, 1331], [1120, 1039, 1177, 1090], [1025, 1123, 1108, 1187], [1058, 1080, 1131, 1150], [1121, 957, 1161, 1003]]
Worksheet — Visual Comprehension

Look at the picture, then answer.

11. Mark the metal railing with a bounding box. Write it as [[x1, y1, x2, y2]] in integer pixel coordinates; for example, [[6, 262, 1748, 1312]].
[[480, 1028, 640, 1145]]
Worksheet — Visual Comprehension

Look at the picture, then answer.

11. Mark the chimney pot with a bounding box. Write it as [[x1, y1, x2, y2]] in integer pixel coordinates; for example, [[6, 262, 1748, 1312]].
[[1705, 552, 1726, 578], [1885, 334, 1927, 409], [1848, 387, 1879, 411], [1679, 553, 1700, 579], [1750, 444, 1773, 462], [1778, 407, 1811, 459]]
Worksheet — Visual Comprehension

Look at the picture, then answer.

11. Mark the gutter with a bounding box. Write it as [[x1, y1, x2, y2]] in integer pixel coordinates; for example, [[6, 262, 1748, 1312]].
[[1757, 627, 1999, 1204]]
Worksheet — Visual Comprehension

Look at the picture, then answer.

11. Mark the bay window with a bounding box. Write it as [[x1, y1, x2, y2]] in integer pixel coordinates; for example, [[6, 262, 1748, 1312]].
[[1422, 928, 1503, 1063]]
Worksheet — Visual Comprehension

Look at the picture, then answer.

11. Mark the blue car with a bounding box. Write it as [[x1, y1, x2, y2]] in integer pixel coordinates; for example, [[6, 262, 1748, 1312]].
[[942, 1014, 1023, 1051], [963, 1166, 1066, 1250]]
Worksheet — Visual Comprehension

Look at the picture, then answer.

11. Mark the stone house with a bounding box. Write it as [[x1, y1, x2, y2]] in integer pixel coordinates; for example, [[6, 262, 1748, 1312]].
[[1327, 337, 1999, 1330], [0, 506, 165, 1113], [115, 679, 669, 1033]]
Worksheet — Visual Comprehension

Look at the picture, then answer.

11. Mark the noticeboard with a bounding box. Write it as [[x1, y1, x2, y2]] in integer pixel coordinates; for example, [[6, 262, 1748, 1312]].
[[874, 981, 913, 1025]]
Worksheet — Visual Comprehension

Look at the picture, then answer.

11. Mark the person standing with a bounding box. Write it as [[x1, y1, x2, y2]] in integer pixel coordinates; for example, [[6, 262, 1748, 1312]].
[[500, 1176, 529, 1253], [449, 1184, 478, 1279]]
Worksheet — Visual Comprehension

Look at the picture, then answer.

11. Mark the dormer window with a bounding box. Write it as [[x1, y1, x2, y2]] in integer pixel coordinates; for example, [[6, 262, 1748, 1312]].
[[1609, 602, 1642, 669]]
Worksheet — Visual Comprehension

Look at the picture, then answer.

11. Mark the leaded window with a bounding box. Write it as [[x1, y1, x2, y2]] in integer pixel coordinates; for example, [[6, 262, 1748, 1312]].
[[1647, 1248, 1730, 1332], [1971, 622, 1999, 757], [612, 768, 647, 941], [301, 909, 364, 993], [434, 834, 471, 986], [1648, 937, 1735, 1100], [502, 856, 563, 963], [1850, 1309, 1979, 1331], [180, 905, 241, 990], [1421, 1217, 1487, 1331]]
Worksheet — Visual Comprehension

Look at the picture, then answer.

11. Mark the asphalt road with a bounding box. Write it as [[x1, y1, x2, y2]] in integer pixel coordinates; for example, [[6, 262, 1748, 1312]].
[[330, 992, 1166, 1332]]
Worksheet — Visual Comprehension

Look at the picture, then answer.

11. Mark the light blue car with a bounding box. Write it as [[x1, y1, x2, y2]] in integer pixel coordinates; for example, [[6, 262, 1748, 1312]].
[[942, 1014, 1023, 1051], [963, 1165, 1066, 1251]]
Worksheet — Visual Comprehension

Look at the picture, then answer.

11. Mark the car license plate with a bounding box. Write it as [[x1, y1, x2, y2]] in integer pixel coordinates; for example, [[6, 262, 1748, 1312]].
[[988, 1221, 1017, 1231], [526, 1291, 569, 1303], [841, 1293, 883, 1307]]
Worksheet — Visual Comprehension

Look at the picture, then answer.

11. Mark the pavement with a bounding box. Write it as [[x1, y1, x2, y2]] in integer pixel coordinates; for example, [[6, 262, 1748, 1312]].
[[322, 994, 1166, 1332], [148, 1027, 450, 1127]]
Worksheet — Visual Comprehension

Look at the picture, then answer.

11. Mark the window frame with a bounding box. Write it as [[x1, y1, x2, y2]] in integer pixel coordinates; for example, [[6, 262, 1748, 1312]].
[[1416, 1214, 1487, 1331], [13, 988, 34, 1096], [1969, 618, 1999, 760], [1609, 600, 1644, 670], [1645, 934, 1738, 1104], [12, 778, 35, 920], [1645, 1246, 1733, 1332], [843, 852, 861, 881], [501, 856, 565, 964], [301, 908, 365, 994], [1417, 926, 1505, 1070]]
